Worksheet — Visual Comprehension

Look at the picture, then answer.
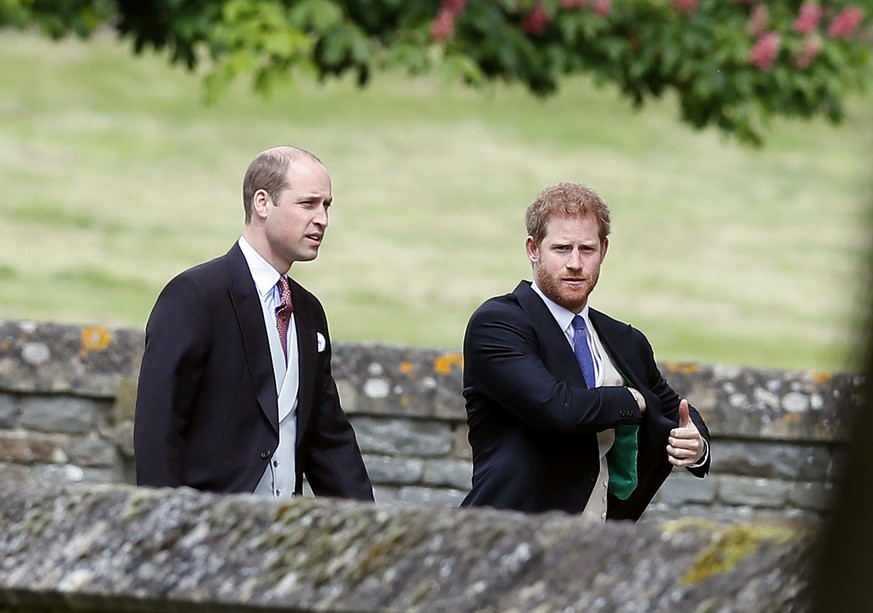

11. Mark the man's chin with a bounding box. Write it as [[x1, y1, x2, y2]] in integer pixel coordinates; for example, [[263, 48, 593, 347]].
[[553, 289, 589, 312]]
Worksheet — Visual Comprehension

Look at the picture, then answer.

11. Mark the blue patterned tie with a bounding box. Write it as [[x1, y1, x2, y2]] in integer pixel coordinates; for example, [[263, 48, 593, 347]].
[[572, 315, 596, 388]]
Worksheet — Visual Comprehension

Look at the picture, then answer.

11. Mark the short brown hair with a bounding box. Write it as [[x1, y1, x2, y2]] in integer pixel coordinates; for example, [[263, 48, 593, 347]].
[[525, 182, 611, 244], [242, 146, 323, 223]]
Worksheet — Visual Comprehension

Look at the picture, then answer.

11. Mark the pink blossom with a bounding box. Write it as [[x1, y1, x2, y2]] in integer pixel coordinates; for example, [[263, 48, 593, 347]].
[[522, 2, 551, 35], [793, 2, 822, 34], [748, 31, 781, 71], [591, 0, 612, 17], [442, 0, 466, 11], [431, 7, 455, 41], [673, 0, 698, 15], [794, 34, 823, 68], [827, 6, 864, 39], [747, 4, 770, 37]]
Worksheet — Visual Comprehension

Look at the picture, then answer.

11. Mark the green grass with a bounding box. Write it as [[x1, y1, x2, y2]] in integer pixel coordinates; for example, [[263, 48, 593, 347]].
[[1, 29, 871, 372]]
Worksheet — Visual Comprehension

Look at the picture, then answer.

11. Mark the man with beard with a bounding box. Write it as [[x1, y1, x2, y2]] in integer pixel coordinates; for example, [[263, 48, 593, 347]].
[[460, 182, 710, 520]]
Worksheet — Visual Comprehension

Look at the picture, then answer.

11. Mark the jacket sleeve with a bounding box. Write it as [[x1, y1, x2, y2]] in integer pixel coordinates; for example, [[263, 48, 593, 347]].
[[463, 300, 644, 435], [629, 326, 712, 477], [299, 322, 374, 501], [134, 274, 211, 487]]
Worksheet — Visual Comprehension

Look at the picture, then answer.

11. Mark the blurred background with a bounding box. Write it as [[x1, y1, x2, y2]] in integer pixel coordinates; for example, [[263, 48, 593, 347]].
[[1, 6, 871, 373]]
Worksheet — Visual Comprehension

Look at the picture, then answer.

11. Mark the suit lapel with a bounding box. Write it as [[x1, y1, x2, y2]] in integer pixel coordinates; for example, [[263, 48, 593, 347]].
[[290, 279, 316, 446], [513, 281, 588, 387], [589, 309, 641, 388], [226, 244, 280, 433]]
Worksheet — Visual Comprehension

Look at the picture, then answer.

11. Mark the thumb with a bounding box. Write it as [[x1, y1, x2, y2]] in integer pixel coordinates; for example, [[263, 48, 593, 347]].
[[678, 399, 691, 428]]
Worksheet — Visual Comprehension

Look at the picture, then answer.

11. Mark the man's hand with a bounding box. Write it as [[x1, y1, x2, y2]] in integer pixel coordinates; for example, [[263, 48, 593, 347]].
[[627, 387, 646, 414], [667, 399, 705, 467]]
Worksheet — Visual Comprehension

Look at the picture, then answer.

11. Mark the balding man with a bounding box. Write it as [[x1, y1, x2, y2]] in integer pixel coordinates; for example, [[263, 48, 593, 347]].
[[135, 146, 373, 500]]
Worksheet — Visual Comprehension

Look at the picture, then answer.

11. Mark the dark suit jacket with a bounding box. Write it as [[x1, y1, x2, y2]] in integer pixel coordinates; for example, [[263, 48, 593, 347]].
[[134, 243, 373, 500], [460, 281, 710, 519]]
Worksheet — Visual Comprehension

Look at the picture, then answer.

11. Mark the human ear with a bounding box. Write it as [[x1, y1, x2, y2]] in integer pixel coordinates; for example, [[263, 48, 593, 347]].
[[252, 189, 272, 219], [525, 236, 539, 264]]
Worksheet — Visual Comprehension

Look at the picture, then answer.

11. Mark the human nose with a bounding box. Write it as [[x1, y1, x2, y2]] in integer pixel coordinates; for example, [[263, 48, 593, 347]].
[[314, 204, 329, 228], [566, 249, 583, 270]]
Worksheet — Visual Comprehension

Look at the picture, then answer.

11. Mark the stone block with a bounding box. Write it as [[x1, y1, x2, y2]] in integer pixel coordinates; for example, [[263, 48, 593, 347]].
[[664, 362, 860, 443], [108, 378, 137, 458], [372, 485, 401, 505], [113, 377, 137, 424], [787, 481, 835, 512], [0, 321, 143, 396], [642, 502, 755, 524], [29, 464, 116, 486], [67, 433, 118, 468], [718, 476, 788, 509], [0, 394, 17, 428], [19, 396, 103, 434], [654, 471, 718, 506], [421, 458, 473, 490], [331, 342, 465, 420], [363, 454, 423, 485], [452, 423, 472, 460], [396, 485, 466, 508], [713, 440, 833, 481], [0, 430, 68, 464], [351, 417, 453, 457], [0, 462, 31, 483]]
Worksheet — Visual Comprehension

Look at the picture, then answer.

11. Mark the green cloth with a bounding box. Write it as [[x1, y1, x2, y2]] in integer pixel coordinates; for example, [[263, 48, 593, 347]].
[[606, 424, 639, 500]]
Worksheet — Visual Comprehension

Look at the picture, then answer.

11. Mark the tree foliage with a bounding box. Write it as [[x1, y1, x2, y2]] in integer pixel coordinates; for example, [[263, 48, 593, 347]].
[[3, 0, 871, 145]]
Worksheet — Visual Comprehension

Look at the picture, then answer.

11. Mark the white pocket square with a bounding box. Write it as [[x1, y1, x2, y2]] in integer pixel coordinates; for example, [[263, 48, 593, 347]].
[[316, 332, 326, 352]]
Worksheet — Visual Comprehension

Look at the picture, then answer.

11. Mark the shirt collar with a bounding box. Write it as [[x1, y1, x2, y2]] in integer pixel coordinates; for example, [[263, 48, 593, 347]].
[[530, 280, 591, 334], [238, 236, 284, 299]]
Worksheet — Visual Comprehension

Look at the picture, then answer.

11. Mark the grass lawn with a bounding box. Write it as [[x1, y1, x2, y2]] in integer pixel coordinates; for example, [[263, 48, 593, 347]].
[[1, 29, 871, 372]]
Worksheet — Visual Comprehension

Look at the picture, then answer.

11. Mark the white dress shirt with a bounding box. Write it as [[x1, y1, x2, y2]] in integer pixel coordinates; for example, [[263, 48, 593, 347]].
[[238, 236, 299, 497]]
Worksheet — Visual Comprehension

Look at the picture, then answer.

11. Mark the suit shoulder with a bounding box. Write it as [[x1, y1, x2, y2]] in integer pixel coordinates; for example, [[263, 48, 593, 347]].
[[590, 308, 650, 343], [287, 278, 329, 327], [288, 278, 322, 306], [469, 292, 523, 321], [161, 254, 229, 294]]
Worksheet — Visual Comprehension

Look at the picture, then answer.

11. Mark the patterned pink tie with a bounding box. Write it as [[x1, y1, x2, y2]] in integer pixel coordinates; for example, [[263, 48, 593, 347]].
[[275, 276, 293, 360]]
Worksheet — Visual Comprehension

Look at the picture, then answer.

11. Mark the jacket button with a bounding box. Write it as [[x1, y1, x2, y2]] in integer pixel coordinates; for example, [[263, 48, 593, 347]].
[[260, 449, 271, 460]]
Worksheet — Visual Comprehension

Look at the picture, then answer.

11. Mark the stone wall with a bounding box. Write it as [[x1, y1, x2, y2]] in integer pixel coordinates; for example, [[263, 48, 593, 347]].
[[0, 320, 864, 523], [0, 480, 817, 612]]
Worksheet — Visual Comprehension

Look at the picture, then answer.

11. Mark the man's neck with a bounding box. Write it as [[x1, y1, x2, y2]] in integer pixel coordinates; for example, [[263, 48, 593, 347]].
[[241, 228, 290, 275]]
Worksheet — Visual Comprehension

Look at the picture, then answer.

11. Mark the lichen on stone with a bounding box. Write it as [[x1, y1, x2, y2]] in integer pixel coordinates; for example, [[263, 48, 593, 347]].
[[669, 518, 800, 585]]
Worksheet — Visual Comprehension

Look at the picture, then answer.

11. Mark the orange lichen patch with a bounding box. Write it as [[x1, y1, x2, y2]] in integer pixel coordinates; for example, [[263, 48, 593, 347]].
[[399, 361, 415, 375], [810, 371, 834, 384], [782, 413, 803, 424], [81, 326, 111, 352], [665, 362, 700, 375], [434, 353, 463, 376]]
